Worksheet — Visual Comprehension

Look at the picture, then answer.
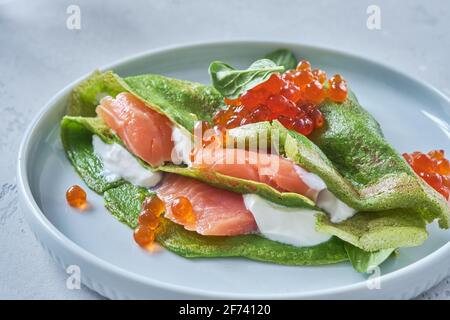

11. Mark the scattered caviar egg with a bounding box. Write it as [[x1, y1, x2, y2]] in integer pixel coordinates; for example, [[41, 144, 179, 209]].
[[142, 195, 165, 217], [327, 75, 348, 102], [212, 59, 349, 137], [66, 185, 87, 209], [403, 150, 450, 201], [291, 70, 315, 88], [171, 196, 196, 225], [312, 69, 327, 84], [133, 225, 155, 247], [296, 60, 311, 71], [309, 109, 325, 128], [293, 117, 314, 136], [303, 80, 325, 104], [437, 159, 450, 175], [133, 195, 165, 249], [276, 115, 294, 130], [429, 149, 445, 160], [138, 210, 160, 229]]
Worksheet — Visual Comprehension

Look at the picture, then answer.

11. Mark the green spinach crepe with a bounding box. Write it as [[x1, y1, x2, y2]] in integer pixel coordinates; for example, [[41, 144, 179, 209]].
[[61, 50, 450, 273]]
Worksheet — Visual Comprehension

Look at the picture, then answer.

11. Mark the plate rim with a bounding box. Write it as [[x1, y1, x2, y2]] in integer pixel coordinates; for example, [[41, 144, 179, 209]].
[[17, 40, 450, 299]]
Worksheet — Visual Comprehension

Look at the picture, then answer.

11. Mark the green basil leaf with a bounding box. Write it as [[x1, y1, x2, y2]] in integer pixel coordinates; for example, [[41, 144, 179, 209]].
[[209, 59, 284, 99], [344, 242, 394, 273], [265, 48, 297, 70]]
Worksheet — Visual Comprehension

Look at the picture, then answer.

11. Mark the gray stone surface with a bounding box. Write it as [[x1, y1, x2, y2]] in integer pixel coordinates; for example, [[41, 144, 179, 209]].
[[1, 0, 449, 299]]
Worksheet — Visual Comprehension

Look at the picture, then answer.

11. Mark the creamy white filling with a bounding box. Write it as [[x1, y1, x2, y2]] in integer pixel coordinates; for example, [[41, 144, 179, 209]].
[[243, 194, 331, 247], [92, 135, 162, 188], [294, 165, 327, 201], [294, 165, 357, 222], [316, 189, 356, 223], [171, 125, 192, 166]]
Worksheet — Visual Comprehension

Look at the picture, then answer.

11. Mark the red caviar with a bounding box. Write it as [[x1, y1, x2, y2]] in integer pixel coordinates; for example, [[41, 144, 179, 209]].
[[142, 195, 165, 217], [328, 75, 348, 103], [212, 58, 348, 136], [66, 185, 87, 209], [133, 195, 165, 248], [312, 69, 327, 84], [403, 150, 450, 200], [138, 211, 160, 229], [296, 60, 312, 71], [133, 225, 155, 247], [171, 196, 196, 225]]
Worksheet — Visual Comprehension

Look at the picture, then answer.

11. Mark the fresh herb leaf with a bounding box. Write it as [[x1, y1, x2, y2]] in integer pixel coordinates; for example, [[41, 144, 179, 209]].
[[265, 48, 297, 70], [344, 242, 394, 273], [209, 59, 284, 99]]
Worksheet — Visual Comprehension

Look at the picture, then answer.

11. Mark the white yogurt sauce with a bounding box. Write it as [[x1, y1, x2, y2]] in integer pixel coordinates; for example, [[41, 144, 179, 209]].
[[243, 194, 331, 247], [294, 165, 357, 222], [294, 165, 327, 193], [316, 189, 356, 223], [92, 135, 162, 188], [171, 125, 192, 166]]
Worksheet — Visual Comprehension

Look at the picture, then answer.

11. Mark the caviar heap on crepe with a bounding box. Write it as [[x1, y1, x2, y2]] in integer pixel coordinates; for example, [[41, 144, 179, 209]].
[[403, 150, 450, 201], [213, 60, 348, 136], [61, 48, 450, 274]]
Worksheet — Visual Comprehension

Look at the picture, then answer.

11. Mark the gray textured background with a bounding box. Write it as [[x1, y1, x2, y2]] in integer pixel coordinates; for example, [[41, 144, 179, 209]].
[[1, 0, 449, 299]]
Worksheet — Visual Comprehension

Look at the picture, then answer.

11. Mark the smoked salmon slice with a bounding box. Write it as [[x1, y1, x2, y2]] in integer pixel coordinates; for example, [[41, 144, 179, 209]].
[[96, 92, 174, 167], [192, 147, 322, 201], [157, 174, 257, 236]]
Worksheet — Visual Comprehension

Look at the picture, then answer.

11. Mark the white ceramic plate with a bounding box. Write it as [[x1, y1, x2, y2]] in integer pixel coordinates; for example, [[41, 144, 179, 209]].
[[18, 41, 450, 299]]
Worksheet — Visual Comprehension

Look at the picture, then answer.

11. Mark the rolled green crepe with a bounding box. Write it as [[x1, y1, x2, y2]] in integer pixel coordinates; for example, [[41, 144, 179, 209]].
[[60, 63, 449, 272]]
